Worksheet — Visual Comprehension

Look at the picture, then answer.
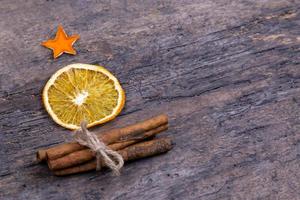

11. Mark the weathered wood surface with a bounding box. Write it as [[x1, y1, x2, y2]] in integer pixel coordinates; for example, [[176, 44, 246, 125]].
[[0, 0, 300, 199]]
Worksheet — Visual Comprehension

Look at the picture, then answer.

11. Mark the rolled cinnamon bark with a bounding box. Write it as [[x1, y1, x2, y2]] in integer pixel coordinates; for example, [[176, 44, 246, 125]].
[[53, 138, 173, 176], [37, 114, 168, 162], [48, 124, 168, 170], [107, 124, 168, 150]]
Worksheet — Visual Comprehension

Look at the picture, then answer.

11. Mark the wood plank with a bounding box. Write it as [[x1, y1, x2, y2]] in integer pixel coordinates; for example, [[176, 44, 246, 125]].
[[0, 0, 299, 199]]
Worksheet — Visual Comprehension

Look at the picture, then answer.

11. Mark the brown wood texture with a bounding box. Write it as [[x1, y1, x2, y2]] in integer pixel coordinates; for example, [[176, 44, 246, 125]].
[[0, 0, 299, 199]]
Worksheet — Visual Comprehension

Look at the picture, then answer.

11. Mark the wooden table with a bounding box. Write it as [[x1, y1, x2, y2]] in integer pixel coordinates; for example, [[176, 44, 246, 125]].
[[1, 1, 299, 199]]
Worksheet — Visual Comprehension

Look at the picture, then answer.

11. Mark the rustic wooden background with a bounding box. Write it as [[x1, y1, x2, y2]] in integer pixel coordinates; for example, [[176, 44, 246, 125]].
[[0, 0, 299, 199]]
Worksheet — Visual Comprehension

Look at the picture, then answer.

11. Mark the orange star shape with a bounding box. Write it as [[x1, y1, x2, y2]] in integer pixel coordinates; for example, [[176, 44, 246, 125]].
[[41, 25, 80, 58]]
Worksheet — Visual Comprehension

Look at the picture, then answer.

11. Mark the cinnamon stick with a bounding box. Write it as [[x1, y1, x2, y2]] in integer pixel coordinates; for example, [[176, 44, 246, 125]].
[[108, 124, 168, 150], [37, 114, 168, 162], [53, 138, 173, 176], [48, 124, 168, 170]]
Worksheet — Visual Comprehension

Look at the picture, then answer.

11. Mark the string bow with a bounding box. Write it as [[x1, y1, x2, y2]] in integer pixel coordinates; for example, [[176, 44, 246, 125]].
[[73, 121, 124, 175]]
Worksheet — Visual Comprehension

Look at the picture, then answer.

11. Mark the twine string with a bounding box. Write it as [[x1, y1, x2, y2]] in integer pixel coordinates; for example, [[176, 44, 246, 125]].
[[73, 121, 124, 175]]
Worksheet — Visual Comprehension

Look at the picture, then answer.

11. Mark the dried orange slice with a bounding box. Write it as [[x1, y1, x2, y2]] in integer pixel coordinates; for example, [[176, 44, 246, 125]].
[[43, 63, 125, 130]]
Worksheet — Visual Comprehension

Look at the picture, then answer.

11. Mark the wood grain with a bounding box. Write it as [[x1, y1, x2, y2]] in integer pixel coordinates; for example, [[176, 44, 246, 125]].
[[0, 0, 299, 199]]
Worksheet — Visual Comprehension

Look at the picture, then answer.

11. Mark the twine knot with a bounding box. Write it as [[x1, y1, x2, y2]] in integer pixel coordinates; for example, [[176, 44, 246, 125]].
[[73, 121, 124, 175]]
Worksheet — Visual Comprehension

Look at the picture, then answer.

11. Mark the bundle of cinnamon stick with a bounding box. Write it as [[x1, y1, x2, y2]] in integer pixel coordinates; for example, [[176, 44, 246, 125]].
[[37, 114, 173, 176]]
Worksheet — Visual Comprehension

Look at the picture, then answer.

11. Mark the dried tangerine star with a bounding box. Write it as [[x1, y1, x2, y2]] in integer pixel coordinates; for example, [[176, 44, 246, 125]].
[[42, 25, 80, 59]]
